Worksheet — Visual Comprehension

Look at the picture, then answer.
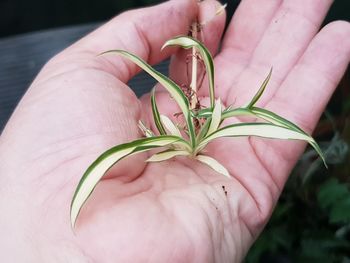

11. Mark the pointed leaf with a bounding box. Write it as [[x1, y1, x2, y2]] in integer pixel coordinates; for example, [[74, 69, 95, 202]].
[[198, 122, 318, 152], [151, 88, 166, 135], [147, 149, 189, 162], [251, 107, 304, 132], [206, 99, 222, 136], [215, 3, 227, 16], [221, 107, 326, 166], [250, 107, 326, 166], [162, 36, 215, 108], [101, 50, 196, 148], [246, 68, 272, 108], [160, 115, 182, 137], [196, 117, 212, 145], [70, 136, 188, 228], [196, 155, 230, 177], [222, 107, 305, 132], [222, 107, 307, 133]]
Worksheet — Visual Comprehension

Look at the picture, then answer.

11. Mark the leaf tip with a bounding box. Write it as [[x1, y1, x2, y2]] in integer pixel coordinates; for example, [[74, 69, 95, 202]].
[[196, 155, 230, 178], [161, 40, 172, 51], [215, 3, 227, 16], [70, 204, 78, 230]]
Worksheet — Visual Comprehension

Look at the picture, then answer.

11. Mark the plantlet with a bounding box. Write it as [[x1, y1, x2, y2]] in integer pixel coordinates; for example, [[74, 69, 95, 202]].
[[70, 35, 326, 228]]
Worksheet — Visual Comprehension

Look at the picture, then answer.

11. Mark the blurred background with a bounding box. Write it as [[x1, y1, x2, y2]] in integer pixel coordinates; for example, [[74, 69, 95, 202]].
[[0, 0, 349, 262]]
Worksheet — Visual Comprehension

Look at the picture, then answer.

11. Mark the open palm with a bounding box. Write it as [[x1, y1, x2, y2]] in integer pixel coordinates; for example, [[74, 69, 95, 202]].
[[1, 0, 349, 262]]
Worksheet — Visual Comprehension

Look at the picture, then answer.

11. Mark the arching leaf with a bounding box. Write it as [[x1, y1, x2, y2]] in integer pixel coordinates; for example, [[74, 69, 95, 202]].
[[100, 50, 196, 148], [246, 68, 272, 108], [70, 136, 189, 228], [162, 36, 216, 108], [147, 149, 189, 162], [196, 155, 230, 177], [160, 115, 182, 138], [151, 88, 166, 135]]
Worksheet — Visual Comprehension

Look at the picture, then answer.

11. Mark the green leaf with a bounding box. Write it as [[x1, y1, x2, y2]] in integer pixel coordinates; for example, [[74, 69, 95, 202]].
[[250, 107, 326, 167], [221, 107, 252, 119], [318, 178, 350, 210], [162, 36, 215, 108], [192, 107, 212, 118], [151, 88, 166, 135], [221, 107, 327, 167], [206, 99, 222, 136], [198, 122, 317, 150], [300, 239, 338, 261], [101, 50, 196, 149], [196, 155, 230, 177], [250, 107, 305, 133], [195, 102, 224, 147], [70, 136, 188, 228], [147, 149, 189, 162], [246, 68, 272, 108], [196, 118, 212, 149], [329, 198, 350, 224]]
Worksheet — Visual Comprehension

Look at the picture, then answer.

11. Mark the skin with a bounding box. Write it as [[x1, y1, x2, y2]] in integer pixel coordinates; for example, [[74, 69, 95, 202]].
[[0, 0, 349, 262]]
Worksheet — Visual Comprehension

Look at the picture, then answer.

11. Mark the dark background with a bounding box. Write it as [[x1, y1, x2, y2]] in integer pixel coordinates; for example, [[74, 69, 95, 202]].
[[1, 0, 349, 37], [0, 0, 162, 37], [0, 0, 349, 262]]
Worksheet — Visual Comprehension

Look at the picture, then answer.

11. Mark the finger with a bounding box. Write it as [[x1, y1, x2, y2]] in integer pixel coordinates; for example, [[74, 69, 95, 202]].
[[2, 0, 199, 183], [44, 0, 199, 83], [220, 0, 282, 65], [223, 0, 334, 106], [204, 0, 333, 106], [168, 0, 226, 88], [250, 21, 350, 188], [194, 0, 282, 100]]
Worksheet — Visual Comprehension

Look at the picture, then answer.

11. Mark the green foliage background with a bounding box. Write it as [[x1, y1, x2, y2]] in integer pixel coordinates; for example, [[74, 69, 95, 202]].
[[245, 73, 350, 262]]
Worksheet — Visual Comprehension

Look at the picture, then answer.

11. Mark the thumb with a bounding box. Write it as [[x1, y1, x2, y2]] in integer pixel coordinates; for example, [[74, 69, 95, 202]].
[[64, 0, 199, 83]]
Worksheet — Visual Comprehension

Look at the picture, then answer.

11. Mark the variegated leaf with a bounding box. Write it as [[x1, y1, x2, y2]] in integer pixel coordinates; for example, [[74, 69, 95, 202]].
[[160, 115, 182, 138], [100, 50, 196, 148], [151, 88, 166, 135], [196, 155, 230, 177], [70, 136, 188, 228], [147, 149, 189, 162], [246, 68, 272, 108], [162, 36, 216, 108]]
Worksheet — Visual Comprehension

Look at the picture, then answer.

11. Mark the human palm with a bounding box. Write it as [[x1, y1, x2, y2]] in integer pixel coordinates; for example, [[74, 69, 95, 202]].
[[1, 0, 349, 262]]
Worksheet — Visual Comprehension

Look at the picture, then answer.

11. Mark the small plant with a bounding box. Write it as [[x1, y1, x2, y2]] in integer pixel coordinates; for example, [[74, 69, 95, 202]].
[[70, 35, 326, 228]]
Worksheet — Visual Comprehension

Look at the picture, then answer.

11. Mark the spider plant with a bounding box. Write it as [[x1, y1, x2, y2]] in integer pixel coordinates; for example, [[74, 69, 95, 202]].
[[70, 36, 326, 228]]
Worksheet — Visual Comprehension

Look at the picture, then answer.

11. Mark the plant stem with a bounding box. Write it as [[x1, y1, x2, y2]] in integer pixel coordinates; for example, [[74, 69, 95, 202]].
[[190, 22, 199, 110]]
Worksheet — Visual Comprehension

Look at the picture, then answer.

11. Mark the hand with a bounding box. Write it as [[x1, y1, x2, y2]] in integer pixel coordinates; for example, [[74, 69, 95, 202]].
[[1, 0, 349, 262]]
